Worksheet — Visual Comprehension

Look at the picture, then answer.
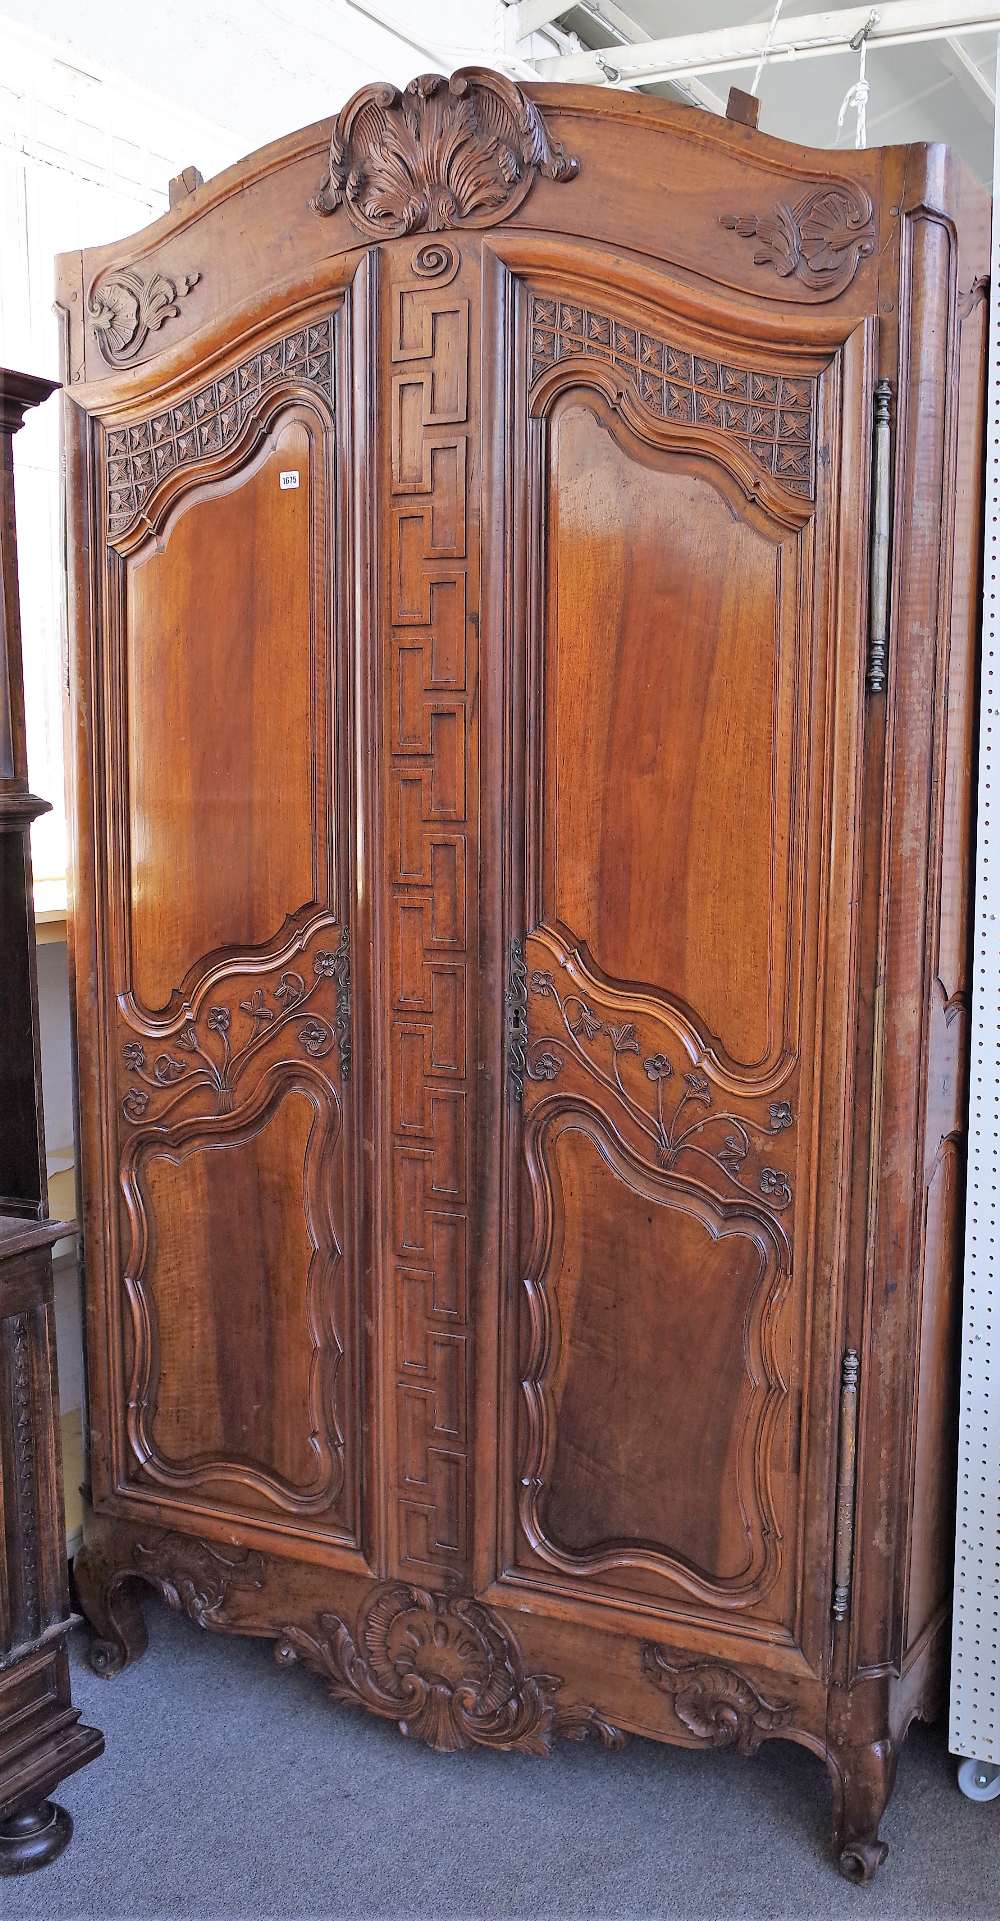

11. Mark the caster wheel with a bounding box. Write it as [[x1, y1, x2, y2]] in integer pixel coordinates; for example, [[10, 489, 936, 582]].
[[957, 1757, 1000, 1802]]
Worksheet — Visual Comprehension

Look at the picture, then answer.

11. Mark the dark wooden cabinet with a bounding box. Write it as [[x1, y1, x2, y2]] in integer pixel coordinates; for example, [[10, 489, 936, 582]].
[[58, 77, 987, 1879], [0, 368, 103, 1875]]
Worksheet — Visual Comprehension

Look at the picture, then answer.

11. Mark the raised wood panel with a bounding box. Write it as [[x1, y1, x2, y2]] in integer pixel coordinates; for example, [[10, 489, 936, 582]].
[[125, 1079, 345, 1516], [124, 413, 323, 1014], [519, 1108, 788, 1604], [538, 395, 800, 1070]]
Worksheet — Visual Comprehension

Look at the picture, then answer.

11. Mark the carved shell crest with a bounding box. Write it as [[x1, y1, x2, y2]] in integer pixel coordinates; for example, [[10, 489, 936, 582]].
[[312, 67, 579, 237]]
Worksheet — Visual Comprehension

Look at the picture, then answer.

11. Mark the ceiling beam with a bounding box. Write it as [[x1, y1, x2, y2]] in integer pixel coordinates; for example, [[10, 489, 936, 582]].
[[533, 2, 1000, 88], [508, 0, 574, 35], [939, 32, 997, 111], [571, 0, 729, 113]]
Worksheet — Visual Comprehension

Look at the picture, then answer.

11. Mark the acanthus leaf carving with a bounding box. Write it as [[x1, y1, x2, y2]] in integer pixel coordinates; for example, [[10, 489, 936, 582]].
[[641, 1644, 793, 1755], [89, 266, 200, 367], [720, 183, 876, 297], [524, 964, 794, 1211], [75, 1530, 267, 1675], [312, 68, 578, 236], [132, 1531, 266, 1625], [529, 296, 815, 498], [275, 1582, 626, 1756]]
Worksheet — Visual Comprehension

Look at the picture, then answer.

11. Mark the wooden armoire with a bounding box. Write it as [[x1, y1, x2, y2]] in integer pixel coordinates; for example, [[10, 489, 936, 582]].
[[58, 74, 988, 1879]]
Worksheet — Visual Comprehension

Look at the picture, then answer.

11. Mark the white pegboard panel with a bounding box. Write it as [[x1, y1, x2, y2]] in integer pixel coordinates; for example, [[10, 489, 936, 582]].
[[950, 39, 1000, 1774]]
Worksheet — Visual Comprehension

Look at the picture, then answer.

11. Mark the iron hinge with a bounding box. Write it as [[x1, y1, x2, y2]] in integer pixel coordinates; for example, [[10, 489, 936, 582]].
[[832, 1347, 861, 1621], [866, 378, 893, 695]]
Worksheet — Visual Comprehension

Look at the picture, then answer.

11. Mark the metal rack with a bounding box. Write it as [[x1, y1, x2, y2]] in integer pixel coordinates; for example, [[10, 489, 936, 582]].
[[950, 35, 1000, 1808]]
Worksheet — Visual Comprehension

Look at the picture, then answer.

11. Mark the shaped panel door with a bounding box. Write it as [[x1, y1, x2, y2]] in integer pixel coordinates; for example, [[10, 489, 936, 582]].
[[90, 308, 361, 1548], [500, 269, 871, 1660]]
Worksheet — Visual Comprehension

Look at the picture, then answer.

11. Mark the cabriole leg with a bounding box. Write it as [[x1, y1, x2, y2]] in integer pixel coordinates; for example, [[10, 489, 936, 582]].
[[73, 1542, 150, 1677], [828, 1736, 898, 1883]]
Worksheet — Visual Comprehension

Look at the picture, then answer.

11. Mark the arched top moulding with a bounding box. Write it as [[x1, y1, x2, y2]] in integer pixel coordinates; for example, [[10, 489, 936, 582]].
[[56, 65, 970, 390]]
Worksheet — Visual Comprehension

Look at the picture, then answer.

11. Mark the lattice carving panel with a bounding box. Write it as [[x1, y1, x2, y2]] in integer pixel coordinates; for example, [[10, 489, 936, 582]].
[[382, 244, 475, 1580], [529, 296, 816, 498], [105, 317, 335, 538]]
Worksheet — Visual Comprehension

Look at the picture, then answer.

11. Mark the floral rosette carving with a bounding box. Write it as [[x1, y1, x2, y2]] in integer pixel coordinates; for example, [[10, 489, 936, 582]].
[[720, 183, 876, 297], [89, 266, 200, 367], [312, 68, 578, 236], [119, 927, 350, 1123], [275, 1582, 625, 1755], [518, 959, 794, 1211]]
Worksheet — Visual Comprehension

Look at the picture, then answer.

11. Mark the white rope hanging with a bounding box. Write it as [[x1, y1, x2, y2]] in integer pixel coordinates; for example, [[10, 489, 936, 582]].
[[837, 10, 880, 150], [751, 0, 785, 98]]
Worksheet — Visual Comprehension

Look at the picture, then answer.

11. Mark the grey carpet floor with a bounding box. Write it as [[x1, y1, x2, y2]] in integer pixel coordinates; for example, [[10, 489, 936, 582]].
[[5, 1601, 999, 1921]]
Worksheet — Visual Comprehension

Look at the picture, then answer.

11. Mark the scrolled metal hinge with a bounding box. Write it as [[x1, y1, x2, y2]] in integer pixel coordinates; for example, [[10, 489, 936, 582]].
[[866, 378, 893, 695], [505, 936, 529, 1103], [332, 923, 351, 1081], [832, 1347, 861, 1621]]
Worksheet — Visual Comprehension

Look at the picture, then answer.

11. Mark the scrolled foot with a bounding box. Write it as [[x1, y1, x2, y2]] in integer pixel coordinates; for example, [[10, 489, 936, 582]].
[[838, 1837, 889, 1884], [0, 1800, 73, 1875], [828, 1735, 896, 1884], [72, 1542, 149, 1677]]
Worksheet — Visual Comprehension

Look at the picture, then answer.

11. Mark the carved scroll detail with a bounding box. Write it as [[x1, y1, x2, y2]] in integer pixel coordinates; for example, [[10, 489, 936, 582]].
[[120, 942, 344, 1124], [132, 1531, 266, 1624], [505, 936, 530, 1102], [530, 297, 815, 498], [276, 1582, 626, 1755], [76, 1529, 266, 1674], [105, 314, 335, 539], [11, 1314, 39, 1634], [525, 965, 794, 1210], [312, 68, 578, 235], [720, 183, 876, 297], [642, 1644, 793, 1755], [89, 267, 200, 367]]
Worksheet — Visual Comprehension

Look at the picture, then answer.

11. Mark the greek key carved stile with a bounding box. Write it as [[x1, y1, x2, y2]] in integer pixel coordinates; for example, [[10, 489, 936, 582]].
[[383, 244, 477, 1582]]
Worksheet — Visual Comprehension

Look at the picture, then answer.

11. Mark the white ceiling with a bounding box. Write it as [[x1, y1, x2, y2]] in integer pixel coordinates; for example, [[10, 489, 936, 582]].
[[556, 2, 997, 181]]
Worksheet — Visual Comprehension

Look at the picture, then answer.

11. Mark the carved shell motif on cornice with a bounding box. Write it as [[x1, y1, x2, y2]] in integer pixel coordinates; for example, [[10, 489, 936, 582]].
[[89, 266, 201, 368], [312, 67, 579, 237], [720, 182, 876, 298], [530, 296, 816, 499]]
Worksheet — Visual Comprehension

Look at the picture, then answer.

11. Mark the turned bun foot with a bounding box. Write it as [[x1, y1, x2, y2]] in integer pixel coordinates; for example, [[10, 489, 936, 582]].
[[0, 1800, 73, 1876]]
